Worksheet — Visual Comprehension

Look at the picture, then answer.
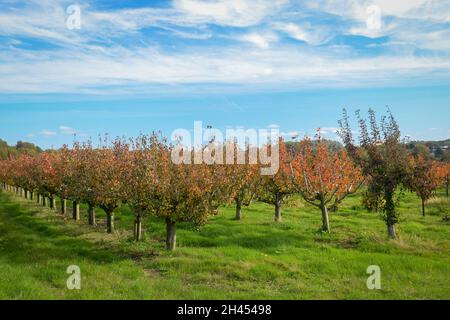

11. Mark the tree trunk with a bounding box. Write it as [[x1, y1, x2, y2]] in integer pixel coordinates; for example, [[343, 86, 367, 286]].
[[88, 204, 96, 226], [36, 194, 41, 204], [385, 189, 397, 239], [24, 189, 28, 199], [42, 196, 47, 207], [106, 211, 114, 233], [321, 204, 330, 232], [446, 176, 448, 198], [134, 214, 143, 241], [422, 198, 426, 217], [274, 194, 282, 222], [61, 198, 66, 215], [29, 191, 33, 200], [72, 201, 80, 220], [166, 218, 176, 251], [387, 224, 397, 239], [49, 196, 56, 210], [235, 199, 242, 220]]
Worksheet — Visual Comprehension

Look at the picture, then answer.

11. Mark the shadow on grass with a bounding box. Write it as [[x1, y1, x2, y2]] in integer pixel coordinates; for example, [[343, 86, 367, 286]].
[[0, 193, 125, 266]]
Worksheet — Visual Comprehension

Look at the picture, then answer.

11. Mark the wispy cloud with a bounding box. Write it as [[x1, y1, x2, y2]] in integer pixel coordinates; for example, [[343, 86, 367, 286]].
[[59, 125, 77, 135], [0, 0, 449, 94], [237, 32, 278, 49], [273, 22, 333, 45], [39, 129, 57, 137], [318, 127, 340, 136], [173, 0, 288, 27]]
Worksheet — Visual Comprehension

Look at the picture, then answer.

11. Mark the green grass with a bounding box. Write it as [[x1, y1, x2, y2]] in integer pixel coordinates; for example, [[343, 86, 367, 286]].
[[0, 189, 449, 300]]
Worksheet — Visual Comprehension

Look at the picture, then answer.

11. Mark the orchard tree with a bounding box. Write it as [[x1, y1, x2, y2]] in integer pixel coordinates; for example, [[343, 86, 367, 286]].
[[13, 155, 39, 200], [5, 157, 22, 196], [0, 160, 7, 191], [409, 155, 448, 216], [224, 141, 260, 220], [156, 145, 233, 251], [339, 108, 410, 239], [90, 137, 130, 233], [444, 163, 450, 198], [76, 143, 104, 225], [59, 142, 100, 222], [126, 134, 165, 241], [231, 163, 260, 220], [259, 139, 295, 222], [290, 136, 364, 232], [34, 152, 60, 210], [2, 157, 19, 193], [57, 145, 78, 216]]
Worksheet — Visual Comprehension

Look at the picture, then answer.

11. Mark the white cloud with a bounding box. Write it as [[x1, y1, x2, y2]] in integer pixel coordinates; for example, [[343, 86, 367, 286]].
[[173, 0, 288, 27], [308, 0, 432, 22], [273, 22, 335, 45], [318, 127, 340, 135], [394, 28, 450, 52], [0, 0, 286, 46], [81, 0, 288, 39], [1, 44, 450, 94], [59, 125, 76, 135], [0, 0, 449, 94], [0, 1, 85, 45], [274, 23, 309, 42], [40, 129, 56, 137], [238, 32, 278, 49], [308, 0, 450, 50]]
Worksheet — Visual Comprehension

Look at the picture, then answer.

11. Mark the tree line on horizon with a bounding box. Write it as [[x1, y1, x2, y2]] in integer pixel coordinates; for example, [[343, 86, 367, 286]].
[[0, 109, 448, 250], [0, 139, 42, 160]]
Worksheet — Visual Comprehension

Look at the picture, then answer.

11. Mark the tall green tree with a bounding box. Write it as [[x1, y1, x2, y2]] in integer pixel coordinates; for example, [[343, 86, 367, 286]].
[[339, 108, 410, 239]]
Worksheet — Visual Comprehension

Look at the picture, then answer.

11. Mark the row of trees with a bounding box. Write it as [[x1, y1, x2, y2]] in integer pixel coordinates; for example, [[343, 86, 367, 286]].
[[0, 110, 448, 249], [0, 134, 367, 249]]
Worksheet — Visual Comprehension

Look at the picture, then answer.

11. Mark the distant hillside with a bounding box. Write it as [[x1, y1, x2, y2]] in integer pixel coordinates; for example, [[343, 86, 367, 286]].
[[285, 139, 343, 155], [406, 139, 450, 162], [0, 139, 42, 160], [285, 138, 449, 162]]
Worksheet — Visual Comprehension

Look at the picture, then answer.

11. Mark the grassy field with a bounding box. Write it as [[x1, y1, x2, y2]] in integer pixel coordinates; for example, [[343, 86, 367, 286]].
[[0, 189, 449, 300]]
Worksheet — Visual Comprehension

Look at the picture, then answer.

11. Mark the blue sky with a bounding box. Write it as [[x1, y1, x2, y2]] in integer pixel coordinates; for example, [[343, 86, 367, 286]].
[[0, 0, 449, 149]]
